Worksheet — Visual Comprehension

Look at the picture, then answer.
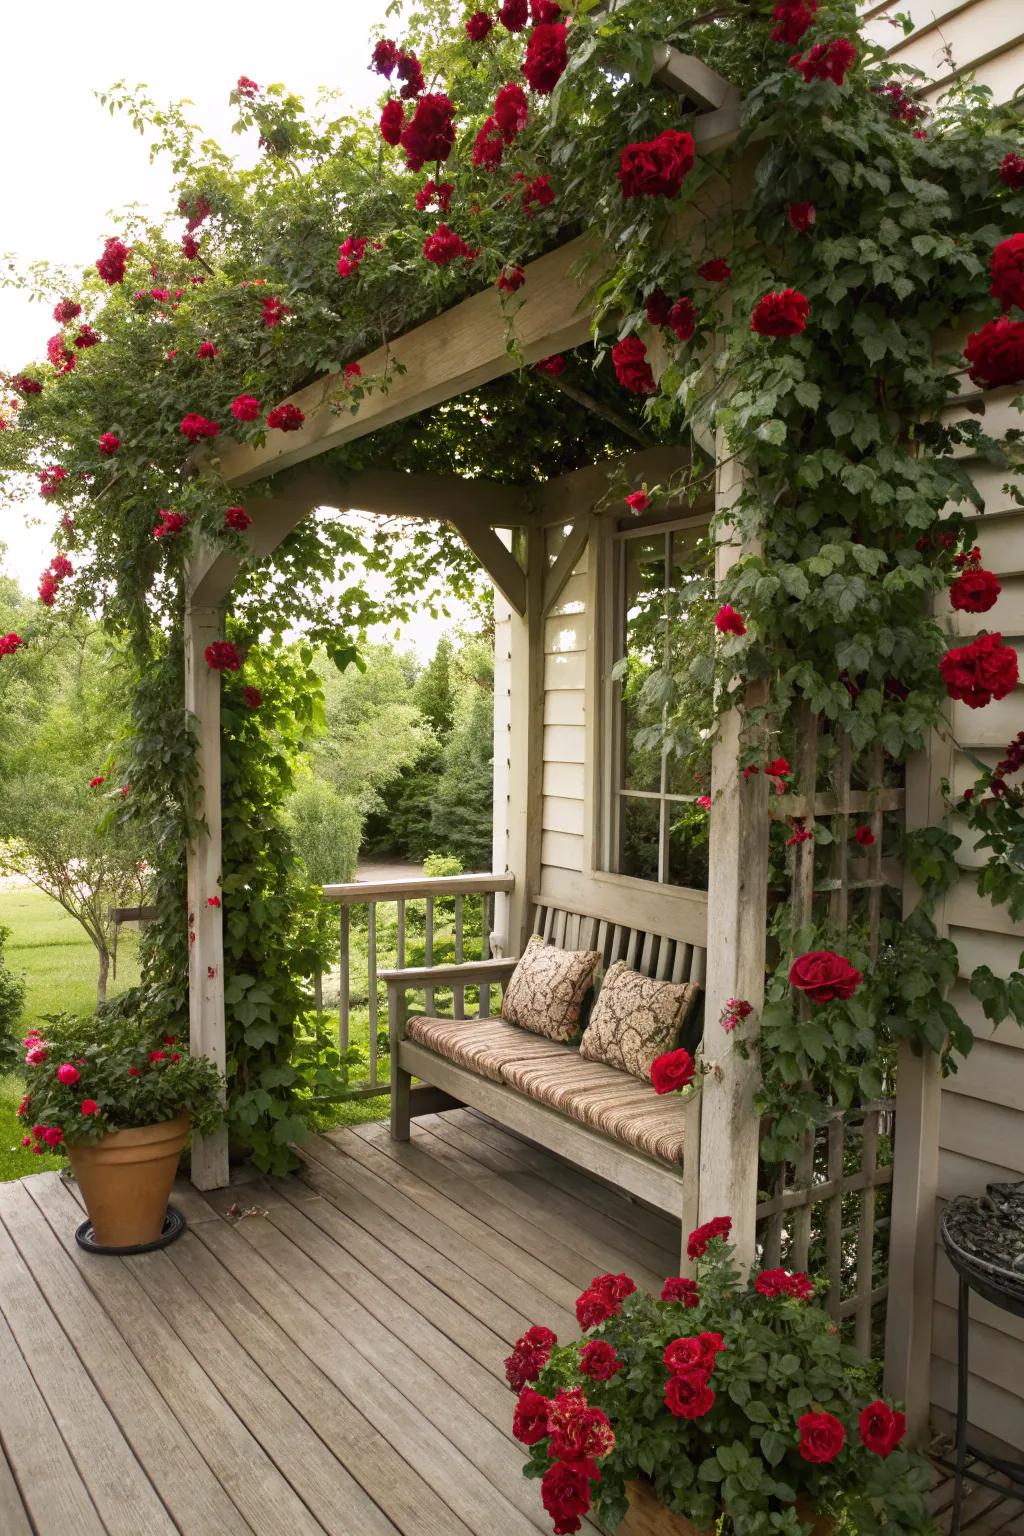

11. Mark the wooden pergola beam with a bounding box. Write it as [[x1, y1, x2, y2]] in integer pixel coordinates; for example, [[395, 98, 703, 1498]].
[[275, 464, 533, 526]]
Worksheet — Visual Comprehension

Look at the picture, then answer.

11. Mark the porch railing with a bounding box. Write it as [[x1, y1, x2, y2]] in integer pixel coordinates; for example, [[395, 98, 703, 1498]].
[[316, 873, 515, 1096]]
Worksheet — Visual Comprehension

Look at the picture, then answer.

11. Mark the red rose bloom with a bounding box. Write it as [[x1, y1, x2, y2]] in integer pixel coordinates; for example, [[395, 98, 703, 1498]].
[[181, 234, 201, 259], [771, 0, 817, 45], [650, 1048, 695, 1095], [261, 295, 292, 328], [512, 1387, 550, 1445], [714, 603, 746, 636], [687, 1216, 732, 1260], [237, 76, 260, 98], [96, 237, 131, 285], [699, 258, 731, 282], [534, 354, 567, 376], [950, 566, 1001, 613], [494, 82, 529, 140], [755, 1268, 815, 1299], [243, 686, 263, 709], [224, 506, 251, 531], [400, 93, 456, 171], [423, 224, 476, 265], [81, 1099, 100, 1116], [231, 394, 261, 421], [990, 234, 1024, 312], [788, 949, 862, 1004], [798, 1411, 846, 1463], [43, 1127, 64, 1148], [668, 296, 696, 341], [661, 1276, 699, 1306], [197, 340, 219, 359], [665, 1369, 716, 1420], [343, 362, 362, 383], [540, 1460, 593, 1536], [546, 1389, 615, 1464], [999, 153, 1024, 190], [380, 99, 405, 146], [646, 289, 672, 326], [498, 0, 528, 29], [575, 1287, 615, 1330], [337, 236, 368, 278], [472, 117, 505, 170], [940, 631, 1019, 708], [396, 52, 426, 100], [267, 403, 305, 432], [205, 641, 242, 673], [504, 1324, 556, 1390], [791, 38, 857, 85], [625, 490, 649, 513], [498, 265, 526, 293], [611, 336, 656, 394], [0, 633, 24, 657], [12, 374, 43, 395], [53, 298, 82, 324], [663, 1336, 704, 1372], [752, 289, 810, 336], [98, 432, 121, 456], [47, 335, 76, 374], [854, 825, 875, 848], [74, 326, 100, 349], [579, 1340, 623, 1381], [858, 1400, 906, 1458], [788, 201, 817, 233], [465, 11, 493, 41], [531, 0, 561, 17], [179, 413, 220, 443], [371, 39, 400, 77], [153, 510, 187, 540], [618, 129, 695, 200], [965, 316, 1024, 388], [522, 22, 568, 95], [522, 175, 555, 215], [88, 774, 105, 786]]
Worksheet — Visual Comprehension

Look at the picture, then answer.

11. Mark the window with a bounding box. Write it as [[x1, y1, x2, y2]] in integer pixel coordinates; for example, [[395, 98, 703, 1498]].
[[602, 517, 712, 889]]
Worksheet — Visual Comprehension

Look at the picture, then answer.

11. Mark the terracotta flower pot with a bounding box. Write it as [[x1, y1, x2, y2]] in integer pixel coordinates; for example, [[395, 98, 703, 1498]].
[[613, 1480, 834, 1536], [68, 1114, 190, 1248]]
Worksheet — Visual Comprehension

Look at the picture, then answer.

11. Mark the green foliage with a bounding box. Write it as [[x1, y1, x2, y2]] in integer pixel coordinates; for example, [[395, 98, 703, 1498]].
[[286, 776, 362, 887], [0, 926, 25, 1074], [525, 1238, 935, 1535], [428, 638, 495, 869]]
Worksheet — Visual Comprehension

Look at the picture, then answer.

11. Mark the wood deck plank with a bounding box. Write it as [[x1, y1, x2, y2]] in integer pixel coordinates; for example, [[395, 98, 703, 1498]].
[[25, 1175, 328, 1536], [191, 1206, 546, 1536], [0, 1194, 176, 1536], [0, 1444, 32, 1536], [0, 1177, 251, 1536]]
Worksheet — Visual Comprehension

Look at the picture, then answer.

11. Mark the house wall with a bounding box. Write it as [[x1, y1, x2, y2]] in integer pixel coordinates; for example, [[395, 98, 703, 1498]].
[[860, 0, 1024, 105]]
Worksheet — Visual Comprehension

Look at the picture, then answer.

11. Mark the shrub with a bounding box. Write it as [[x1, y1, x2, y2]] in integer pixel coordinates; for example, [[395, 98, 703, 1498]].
[[0, 923, 26, 1073]]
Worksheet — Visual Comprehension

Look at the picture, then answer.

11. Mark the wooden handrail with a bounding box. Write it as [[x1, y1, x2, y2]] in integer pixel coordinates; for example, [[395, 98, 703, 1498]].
[[321, 873, 514, 904]]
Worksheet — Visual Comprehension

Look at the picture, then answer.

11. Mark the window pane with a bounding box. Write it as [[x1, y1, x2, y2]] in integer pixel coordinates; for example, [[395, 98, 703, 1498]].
[[618, 795, 661, 883], [621, 535, 667, 793], [668, 804, 710, 890]]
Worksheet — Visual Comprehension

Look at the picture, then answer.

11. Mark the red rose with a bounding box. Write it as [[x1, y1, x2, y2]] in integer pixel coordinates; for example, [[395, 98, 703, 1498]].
[[698, 1332, 726, 1369], [575, 1287, 615, 1330], [153, 510, 187, 540], [546, 1387, 615, 1463], [687, 1215, 732, 1259], [96, 236, 131, 285], [663, 1336, 704, 1372], [98, 432, 121, 456], [714, 604, 746, 636], [380, 99, 405, 146], [752, 289, 810, 336], [396, 52, 425, 100], [534, 354, 567, 376], [771, 0, 817, 45], [964, 316, 1024, 387], [204, 641, 242, 673], [231, 394, 261, 421], [591, 1271, 636, 1305], [371, 39, 400, 77], [75, 325, 100, 349], [465, 10, 494, 41], [540, 1460, 593, 1535], [650, 1048, 695, 1096], [660, 1276, 699, 1306], [499, 0, 528, 29], [522, 175, 555, 215], [667, 296, 696, 341], [53, 297, 82, 323], [498, 265, 526, 293], [0, 633, 23, 657], [665, 1369, 716, 1420], [180, 413, 220, 443], [798, 1411, 846, 1463], [343, 362, 362, 383], [401, 93, 456, 171], [224, 506, 251, 532], [787, 201, 816, 233], [237, 76, 259, 98], [949, 567, 1001, 613], [423, 224, 476, 266], [854, 825, 875, 847], [12, 374, 43, 395], [579, 1340, 622, 1381], [42, 1126, 64, 1148], [699, 258, 731, 282], [791, 38, 856, 85], [531, 0, 561, 17], [81, 1099, 100, 1116], [337, 236, 368, 278], [611, 336, 656, 394], [788, 949, 862, 1004], [618, 129, 695, 200], [267, 403, 305, 432], [512, 1387, 550, 1444], [522, 22, 568, 94], [858, 1400, 906, 1458], [47, 334, 76, 374], [999, 153, 1024, 190], [197, 340, 219, 360], [646, 288, 672, 326], [494, 82, 529, 140], [940, 631, 1019, 708], [504, 1324, 556, 1390], [243, 686, 263, 710], [473, 117, 505, 170], [990, 234, 1024, 312], [755, 1267, 814, 1299], [625, 491, 649, 513]]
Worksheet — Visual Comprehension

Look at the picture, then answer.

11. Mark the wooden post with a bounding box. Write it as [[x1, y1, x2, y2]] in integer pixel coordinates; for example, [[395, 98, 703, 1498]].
[[183, 598, 230, 1190], [697, 447, 770, 1271], [502, 526, 545, 957]]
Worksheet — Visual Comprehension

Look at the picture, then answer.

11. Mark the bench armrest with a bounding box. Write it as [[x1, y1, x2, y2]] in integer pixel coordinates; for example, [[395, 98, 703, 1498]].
[[379, 957, 517, 989]]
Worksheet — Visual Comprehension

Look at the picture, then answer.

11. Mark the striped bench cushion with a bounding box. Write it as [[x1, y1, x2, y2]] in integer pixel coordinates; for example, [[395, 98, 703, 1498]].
[[405, 1016, 687, 1168]]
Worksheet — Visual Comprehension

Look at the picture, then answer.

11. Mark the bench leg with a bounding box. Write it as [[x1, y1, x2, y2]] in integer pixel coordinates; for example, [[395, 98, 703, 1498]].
[[679, 1089, 702, 1277], [391, 1062, 412, 1141]]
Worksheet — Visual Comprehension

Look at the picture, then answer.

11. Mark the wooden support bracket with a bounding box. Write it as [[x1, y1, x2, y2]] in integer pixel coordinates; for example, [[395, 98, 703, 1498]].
[[544, 515, 595, 617], [449, 511, 528, 615]]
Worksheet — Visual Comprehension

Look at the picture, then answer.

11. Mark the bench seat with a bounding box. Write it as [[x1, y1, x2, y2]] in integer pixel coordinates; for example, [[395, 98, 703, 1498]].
[[405, 1014, 687, 1167]]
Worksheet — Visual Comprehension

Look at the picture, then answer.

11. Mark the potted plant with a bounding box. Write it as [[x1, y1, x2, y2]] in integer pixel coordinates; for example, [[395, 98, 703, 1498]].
[[17, 1011, 224, 1250], [506, 1218, 937, 1536]]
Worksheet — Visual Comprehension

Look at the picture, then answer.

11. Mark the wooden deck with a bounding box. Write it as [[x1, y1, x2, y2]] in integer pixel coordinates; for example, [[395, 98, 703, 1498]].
[[0, 1108, 1020, 1535]]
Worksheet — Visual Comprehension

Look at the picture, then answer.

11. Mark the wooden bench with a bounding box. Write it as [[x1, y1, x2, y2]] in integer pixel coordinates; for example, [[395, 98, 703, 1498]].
[[383, 896, 707, 1261]]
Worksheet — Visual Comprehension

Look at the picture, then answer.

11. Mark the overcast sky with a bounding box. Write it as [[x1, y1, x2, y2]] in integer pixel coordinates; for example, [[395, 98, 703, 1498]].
[[1, 0, 467, 655]]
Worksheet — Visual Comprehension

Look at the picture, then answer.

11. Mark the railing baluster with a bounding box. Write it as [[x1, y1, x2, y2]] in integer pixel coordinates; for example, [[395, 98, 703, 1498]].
[[425, 895, 435, 1015], [339, 905, 350, 1053], [397, 898, 406, 968], [367, 901, 378, 1089], [453, 895, 465, 1018]]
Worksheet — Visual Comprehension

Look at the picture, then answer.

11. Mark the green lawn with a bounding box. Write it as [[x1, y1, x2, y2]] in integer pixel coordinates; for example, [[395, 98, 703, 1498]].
[[0, 885, 140, 1180]]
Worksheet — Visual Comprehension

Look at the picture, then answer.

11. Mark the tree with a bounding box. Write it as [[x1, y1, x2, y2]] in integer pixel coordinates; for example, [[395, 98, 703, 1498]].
[[429, 637, 494, 871], [286, 776, 362, 887], [0, 924, 26, 1071]]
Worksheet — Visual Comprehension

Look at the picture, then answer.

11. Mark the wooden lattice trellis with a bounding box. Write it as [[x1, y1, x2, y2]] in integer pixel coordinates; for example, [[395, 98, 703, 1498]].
[[756, 704, 907, 1345]]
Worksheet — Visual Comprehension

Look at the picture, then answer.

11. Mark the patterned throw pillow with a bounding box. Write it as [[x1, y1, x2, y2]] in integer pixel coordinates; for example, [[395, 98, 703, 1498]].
[[501, 935, 602, 1041], [579, 961, 700, 1082]]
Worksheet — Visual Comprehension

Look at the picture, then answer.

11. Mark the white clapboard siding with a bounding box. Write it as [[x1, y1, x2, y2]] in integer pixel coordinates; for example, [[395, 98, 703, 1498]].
[[544, 690, 586, 727], [539, 536, 592, 880], [861, 0, 1024, 102], [543, 761, 585, 800], [545, 613, 586, 655], [542, 795, 586, 838]]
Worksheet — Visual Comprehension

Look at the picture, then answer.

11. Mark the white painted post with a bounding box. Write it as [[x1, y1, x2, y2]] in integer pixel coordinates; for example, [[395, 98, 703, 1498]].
[[502, 526, 545, 958], [183, 599, 230, 1190], [696, 447, 770, 1272]]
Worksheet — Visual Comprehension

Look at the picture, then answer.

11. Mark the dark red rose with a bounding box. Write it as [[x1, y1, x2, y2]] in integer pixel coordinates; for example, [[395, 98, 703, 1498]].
[[575, 1287, 614, 1330], [950, 567, 1001, 613], [650, 1048, 695, 1095], [663, 1336, 704, 1372], [787, 200, 816, 233], [423, 224, 476, 265], [618, 129, 695, 199], [591, 1272, 636, 1305], [990, 233, 1024, 312], [522, 22, 568, 94], [498, 0, 528, 29], [205, 641, 242, 673], [96, 236, 131, 285], [498, 265, 526, 293], [494, 81, 529, 139], [534, 353, 567, 376], [611, 336, 656, 394], [755, 1267, 814, 1299], [665, 1369, 716, 1420], [231, 394, 261, 421], [242, 686, 263, 710], [415, 179, 453, 212], [698, 258, 731, 282], [687, 1216, 731, 1259], [400, 93, 456, 171], [546, 1387, 615, 1462], [465, 10, 494, 41], [540, 1460, 594, 1535], [371, 39, 400, 77], [771, 0, 817, 45], [380, 98, 405, 146], [579, 1340, 623, 1381], [531, 0, 561, 18], [714, 603, 745, 636], [521, 175, 554, 215], [236, 76, 259, 98], [940, 631, 1019, 708], [504, 1324, 556, 1390], [660, 1276, 699, 1306], [12, 374, 42, 395], [266, 403, 305, 432], [798, 1411, 846, 1463], [965, 316, 1024, 387], [512, 1386, 550, 1444], [53, 297, 81, 324], [667, 296, 696, 341], [74, 326, 100, 348], [1000, 153, 1024, 190], [751, 288, 810, 336], [472, 117, 505, 170], [179, 413, 220, 442], [788, 949, 862, 1004], [646, 288, 672, 326], [791, 38, 856, 85], [396, 52, 425, 100], [858, 1400, 906, 1458], [224, 506, 251, 532]]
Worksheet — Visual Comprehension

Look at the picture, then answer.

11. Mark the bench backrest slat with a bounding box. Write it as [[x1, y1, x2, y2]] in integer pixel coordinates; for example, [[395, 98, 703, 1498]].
[[529, 898, 709, 989]]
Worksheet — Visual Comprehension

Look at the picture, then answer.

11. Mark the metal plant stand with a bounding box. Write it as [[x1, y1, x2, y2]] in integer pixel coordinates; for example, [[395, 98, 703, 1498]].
[[939, 1185, 1024, 1536]]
